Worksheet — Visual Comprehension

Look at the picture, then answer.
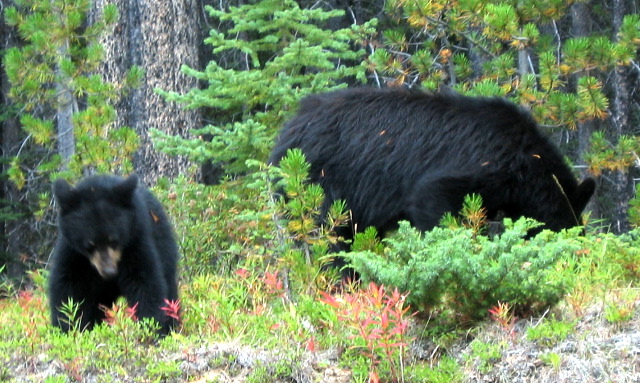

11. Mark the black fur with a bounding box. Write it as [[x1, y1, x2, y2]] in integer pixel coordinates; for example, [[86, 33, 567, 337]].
[[49, 174, 179, 334], [269, 87, 596, 241]]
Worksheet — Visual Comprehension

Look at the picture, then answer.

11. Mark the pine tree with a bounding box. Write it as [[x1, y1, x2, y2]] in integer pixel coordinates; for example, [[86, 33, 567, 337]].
[[376, 0, 639, 128], [4, 0, 142, 186], [154, 0, 375, 176], [374, 0, 640, 230]]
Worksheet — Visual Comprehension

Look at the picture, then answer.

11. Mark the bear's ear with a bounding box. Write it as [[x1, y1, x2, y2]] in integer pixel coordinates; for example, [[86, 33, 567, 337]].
[[52, 178, 79, 213], [112, 174, 138, 205], [573, 177, 596, 214]]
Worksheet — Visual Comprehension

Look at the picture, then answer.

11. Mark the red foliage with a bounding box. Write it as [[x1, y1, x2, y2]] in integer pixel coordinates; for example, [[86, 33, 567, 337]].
[[100, 302, 139, 325], [235, 268, 250, 279], [320, 282, 414, 382], [161, 299, 181, 320], [262, 270, 285, 298], [488, 301, 517, 340]]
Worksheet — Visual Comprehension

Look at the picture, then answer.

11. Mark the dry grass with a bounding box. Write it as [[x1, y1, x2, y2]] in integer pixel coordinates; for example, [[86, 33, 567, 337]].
[[462, 304, 640, 383]]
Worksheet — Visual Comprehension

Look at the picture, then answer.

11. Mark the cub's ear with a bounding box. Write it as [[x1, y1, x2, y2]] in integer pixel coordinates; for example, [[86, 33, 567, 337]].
[[52, 178, 79, 213], [113, 174, 139, 205]]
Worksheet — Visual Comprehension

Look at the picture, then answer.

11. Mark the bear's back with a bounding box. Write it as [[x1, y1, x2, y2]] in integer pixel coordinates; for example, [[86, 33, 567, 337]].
[[272, 87, 555, 179]]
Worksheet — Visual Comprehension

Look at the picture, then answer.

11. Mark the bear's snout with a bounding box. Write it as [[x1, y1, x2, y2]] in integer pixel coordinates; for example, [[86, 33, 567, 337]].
[[89, 247, 121, 279]]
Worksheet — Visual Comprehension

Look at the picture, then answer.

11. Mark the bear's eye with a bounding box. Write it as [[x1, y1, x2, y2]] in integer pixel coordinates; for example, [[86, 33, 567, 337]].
[[108, 236, 119, 249], [85, 241, 96, 253]]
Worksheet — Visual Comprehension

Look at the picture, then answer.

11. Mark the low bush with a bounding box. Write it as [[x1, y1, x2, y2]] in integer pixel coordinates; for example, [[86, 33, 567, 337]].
[[346, 197, 584, 320]]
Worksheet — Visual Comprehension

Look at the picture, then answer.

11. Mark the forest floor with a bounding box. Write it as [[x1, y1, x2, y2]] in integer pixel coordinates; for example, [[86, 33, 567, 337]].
[[171, 303, 640, 383], [461, 304, 640, 383], [12, 302, 638, 383]]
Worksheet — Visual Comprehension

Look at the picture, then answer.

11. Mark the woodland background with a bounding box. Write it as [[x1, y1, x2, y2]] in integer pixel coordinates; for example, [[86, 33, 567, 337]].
[[1, 1, 640, 381], [0, 0, 639, 279]]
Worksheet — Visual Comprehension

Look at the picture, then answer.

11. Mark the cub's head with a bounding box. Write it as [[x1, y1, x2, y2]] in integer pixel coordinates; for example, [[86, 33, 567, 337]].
[[53, 175, 139, 279]]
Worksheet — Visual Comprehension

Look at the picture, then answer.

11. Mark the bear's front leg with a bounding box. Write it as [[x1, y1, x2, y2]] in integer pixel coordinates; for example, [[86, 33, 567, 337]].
[[49, 273, 107, 332], [119, 266, 172, 335]]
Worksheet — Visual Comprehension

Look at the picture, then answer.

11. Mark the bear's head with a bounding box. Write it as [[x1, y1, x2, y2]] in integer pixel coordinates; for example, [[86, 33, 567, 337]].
[[53, 175, 139, 279]]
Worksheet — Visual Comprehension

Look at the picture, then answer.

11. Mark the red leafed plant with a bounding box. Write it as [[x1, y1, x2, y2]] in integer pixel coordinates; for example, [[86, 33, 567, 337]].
[[100, 302, 139, 326], [262, 270, 285, 299], [99, 302, 142, 358], [161, 299, 181, 321], [488, 301, 517, 340], [320, 282, 413, 383]]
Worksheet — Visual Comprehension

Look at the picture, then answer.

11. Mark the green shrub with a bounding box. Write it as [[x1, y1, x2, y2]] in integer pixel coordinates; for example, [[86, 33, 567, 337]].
[[604, 229, 640, 281], [466, 340, 505, 373], [404, 356, 463, 383], [156, 150, 348, 292], [346, 207, 583, 320], [155, 173, 274, 278]]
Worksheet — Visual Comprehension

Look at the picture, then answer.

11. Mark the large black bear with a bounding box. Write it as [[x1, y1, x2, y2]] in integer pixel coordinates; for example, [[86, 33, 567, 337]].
[[48, 174, 179, 334], [269, 87, 596, 240]]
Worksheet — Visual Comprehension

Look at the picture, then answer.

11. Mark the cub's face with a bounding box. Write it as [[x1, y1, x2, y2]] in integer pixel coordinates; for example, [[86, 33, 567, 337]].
[[53, 175, 138, 279]]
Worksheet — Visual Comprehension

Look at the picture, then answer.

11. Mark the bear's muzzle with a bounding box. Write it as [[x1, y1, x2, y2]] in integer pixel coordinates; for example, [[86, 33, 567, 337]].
[[89, 247, 122, 279]]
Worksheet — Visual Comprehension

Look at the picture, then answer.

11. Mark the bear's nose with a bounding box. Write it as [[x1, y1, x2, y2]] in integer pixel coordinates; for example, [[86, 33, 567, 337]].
[[100, 255, 118, 274], [89, 247, 121, 279], [101, 265, 118, 278]]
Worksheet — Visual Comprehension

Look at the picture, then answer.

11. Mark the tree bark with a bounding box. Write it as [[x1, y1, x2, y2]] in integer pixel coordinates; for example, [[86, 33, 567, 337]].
[[607, 0, 634, 233], [91, 0, 203, 185], [570, 0, 595, 162], [569, 2, 604, 229], [570, 0, 636, 233], [53, 22, 78, 169]]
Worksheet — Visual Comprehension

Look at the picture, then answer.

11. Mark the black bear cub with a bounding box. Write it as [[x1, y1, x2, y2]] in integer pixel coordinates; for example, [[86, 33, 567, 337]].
[[49, 174, 179, 334], [270, 87, 596, 242]]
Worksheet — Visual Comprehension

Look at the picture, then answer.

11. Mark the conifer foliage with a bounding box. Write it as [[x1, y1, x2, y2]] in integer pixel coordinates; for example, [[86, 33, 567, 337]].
[[2, 0, 142, 272], [4, 0, 141, 186], [153, 0, 376, 176], [373, 0, 640, 177]]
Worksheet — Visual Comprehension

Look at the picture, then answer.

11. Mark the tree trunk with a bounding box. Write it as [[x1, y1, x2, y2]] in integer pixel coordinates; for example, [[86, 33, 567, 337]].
[[53, 17, 78, 169], [91, 0, 203, 185], [571, 0, 635, 233], [570, 0, 594, 163], [607, 0, 634, 233], [569, 2, 604, 229]]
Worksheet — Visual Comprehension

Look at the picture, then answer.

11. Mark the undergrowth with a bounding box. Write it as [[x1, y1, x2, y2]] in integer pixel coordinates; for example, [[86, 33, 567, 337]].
[[2, 154, 640, 381], [347, 213, 584, 320]]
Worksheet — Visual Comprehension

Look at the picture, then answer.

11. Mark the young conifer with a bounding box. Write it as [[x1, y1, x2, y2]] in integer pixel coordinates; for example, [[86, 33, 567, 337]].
[[4, 0, 142, 185], [154, 0, 375, 176]]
